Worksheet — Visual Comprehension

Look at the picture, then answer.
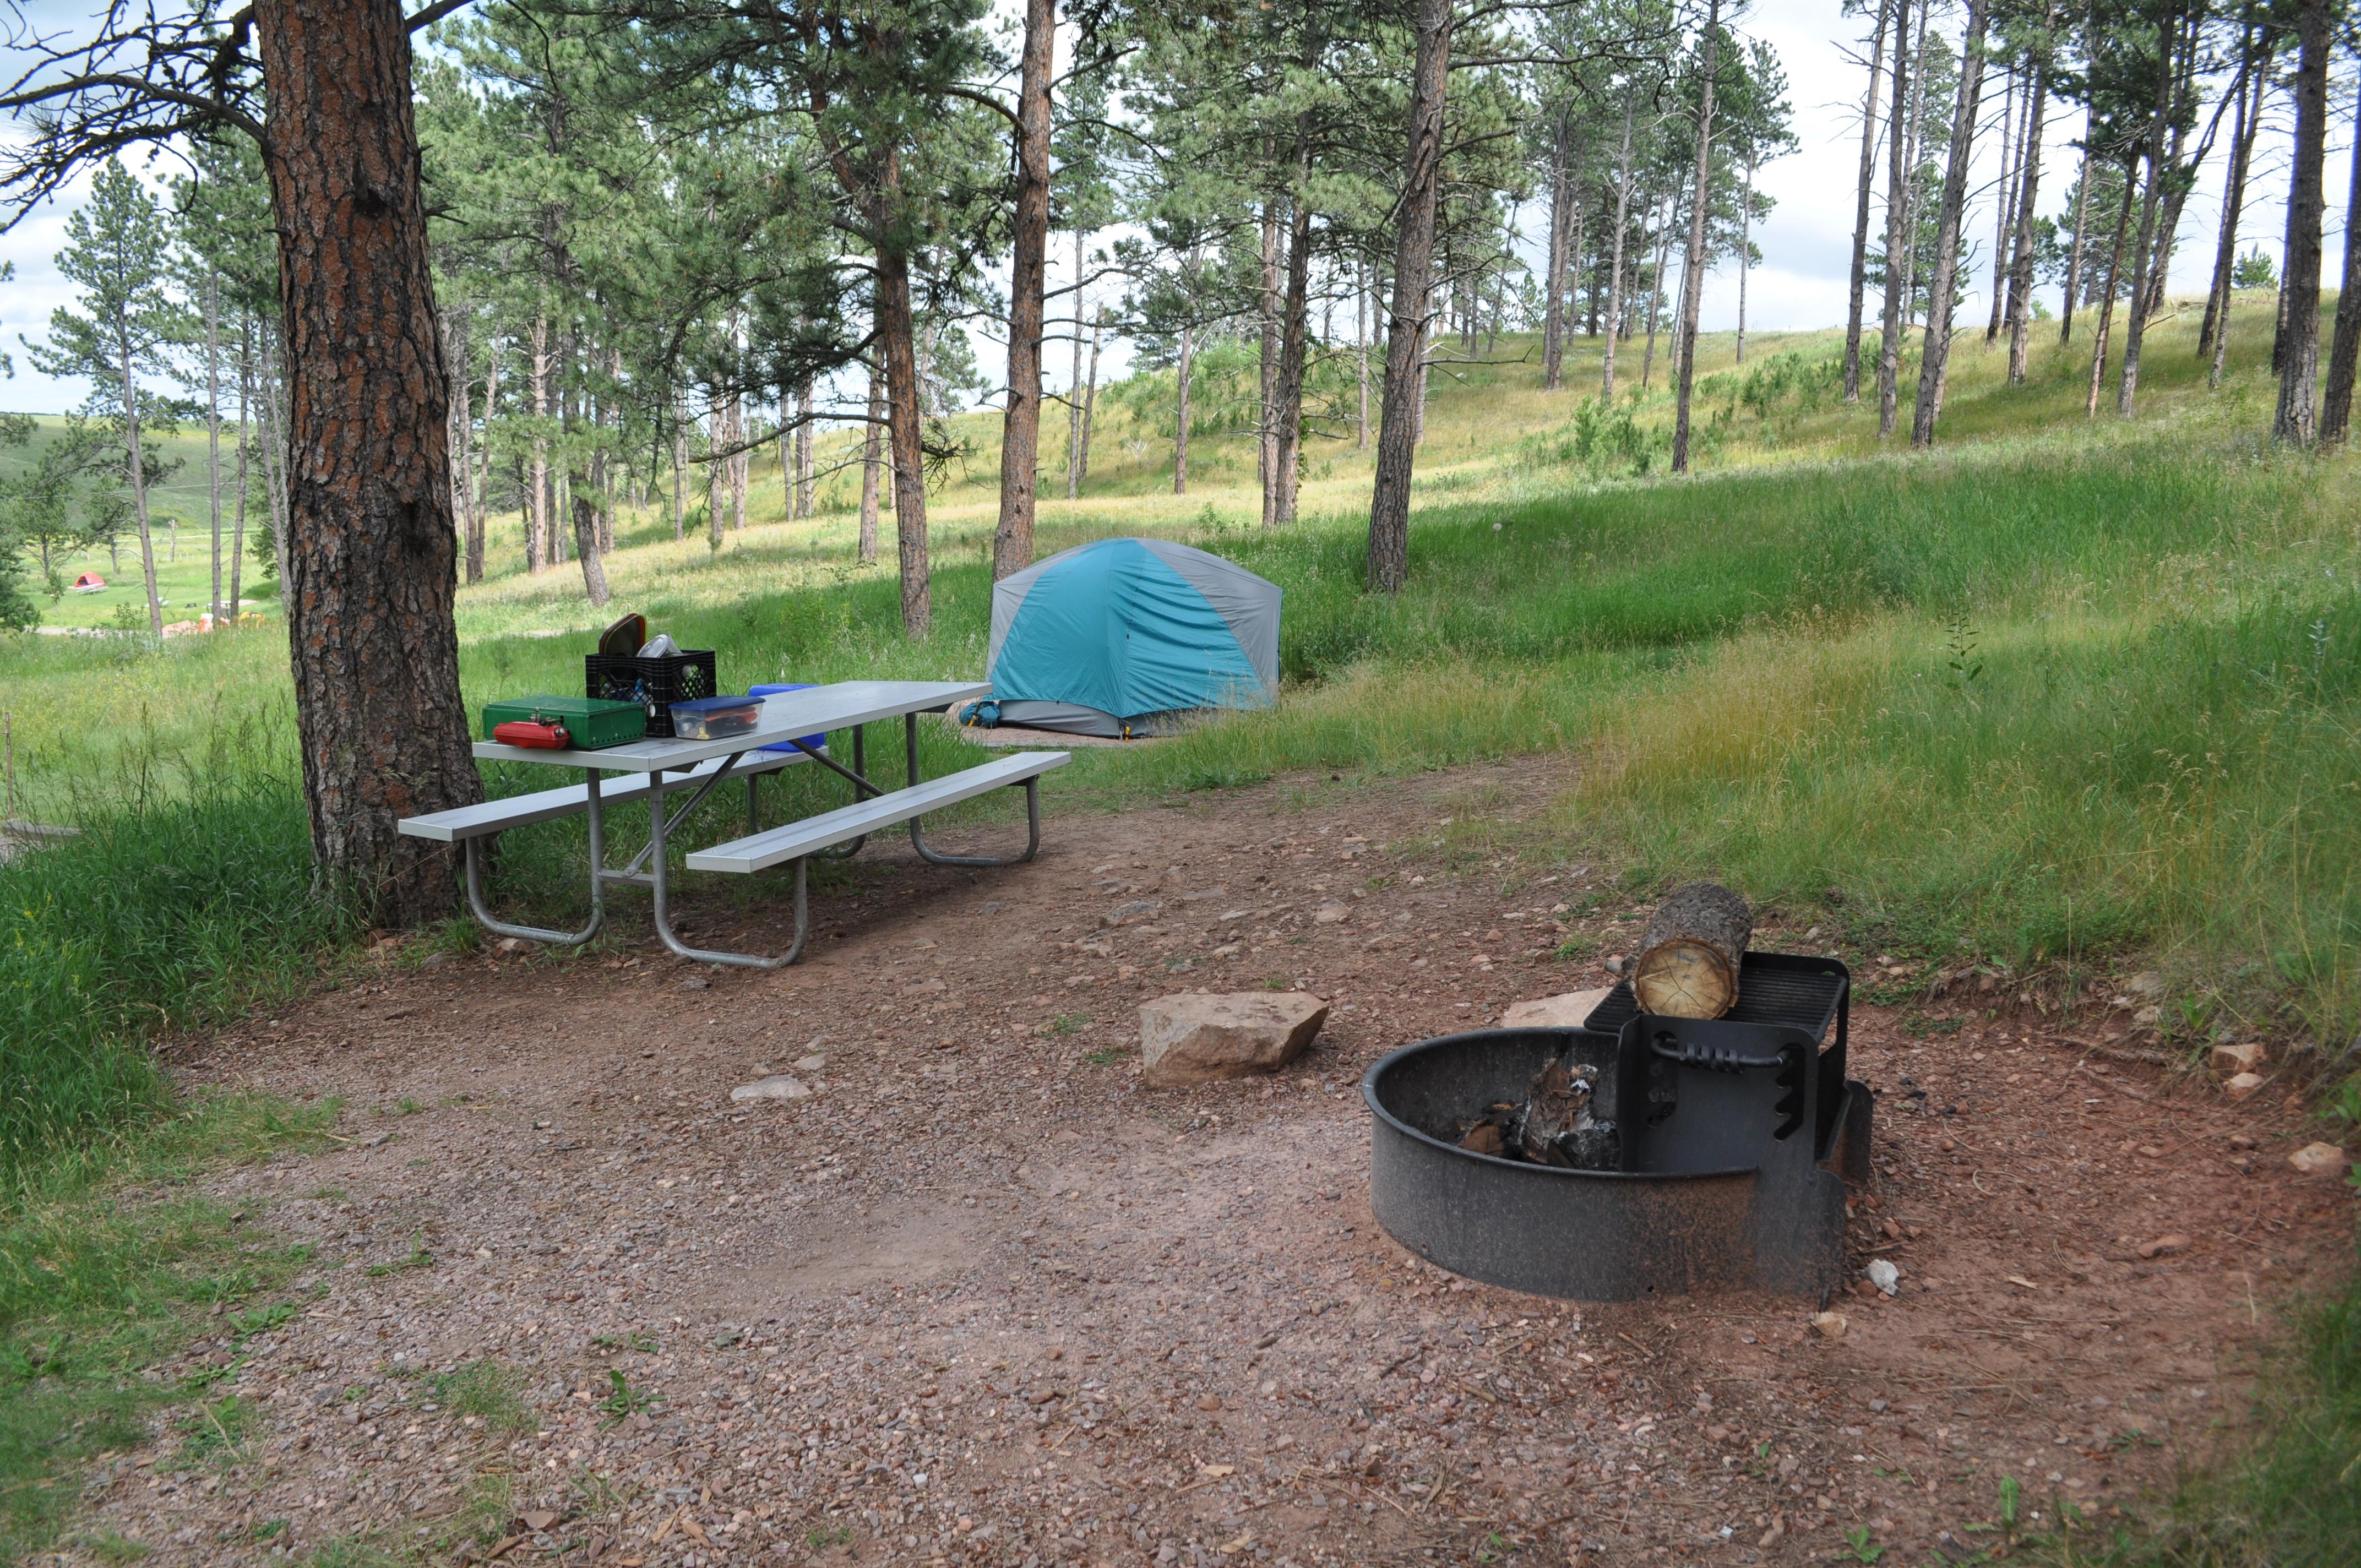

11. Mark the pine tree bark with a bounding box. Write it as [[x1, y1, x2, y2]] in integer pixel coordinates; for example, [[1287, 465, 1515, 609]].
[[2275, 0, 2331, 445], [1258, 198, 1282, 529], [878, 242, 932, 635], [2199, 47, 2260, 364], [1736, 153, 1754, 363], [2318, 96, 2361, 443], [1600, 87, 1637, 400], [2004, 60, 2049, 384], [1543, 107, 1575, 391], [113, 318, 164, 635], [206, 270, 224, 625], [2085, 168, 2136, 416], [1984, 62, 2017, 341], [2059, 127, 2090, 343], [1367, 0, 1451, 595], [1078, 309, 1100, 487], [1174, 316, 1194, 494], [231, 320, 249, 620], [992, 0, 1053, 580], [1910, 0, 1989, 447], [1067, 228, 1086, 499], [1842, 0, 1893, 402], [1671, 0, 1721, 475], [1874, 0, 1913, 436], [858, 363, 883, 564], [255, 0, 480, 922], [1271, 151, 1314, 527], [2114, 4, 2179, 416]]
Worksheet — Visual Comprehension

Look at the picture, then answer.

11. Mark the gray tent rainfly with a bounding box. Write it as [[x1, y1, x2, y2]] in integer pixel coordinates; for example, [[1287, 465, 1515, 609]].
[[981, 537, 1282, 738]]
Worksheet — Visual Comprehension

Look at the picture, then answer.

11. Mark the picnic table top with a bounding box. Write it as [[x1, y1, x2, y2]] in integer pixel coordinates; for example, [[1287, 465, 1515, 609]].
[[471, 679, 991, 774]]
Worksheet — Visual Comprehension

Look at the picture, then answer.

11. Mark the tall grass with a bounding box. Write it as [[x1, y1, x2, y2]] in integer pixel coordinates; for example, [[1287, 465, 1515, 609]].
[[0, 761, 355, 1185]]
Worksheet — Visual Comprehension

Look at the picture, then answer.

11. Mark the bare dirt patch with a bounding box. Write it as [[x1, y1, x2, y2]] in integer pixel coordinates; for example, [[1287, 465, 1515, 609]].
[[89, 758, 2353, 1567]]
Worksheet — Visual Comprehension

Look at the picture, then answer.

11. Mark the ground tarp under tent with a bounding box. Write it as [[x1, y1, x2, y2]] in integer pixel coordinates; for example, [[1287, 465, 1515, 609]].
[[978, 537, 1280, 738]]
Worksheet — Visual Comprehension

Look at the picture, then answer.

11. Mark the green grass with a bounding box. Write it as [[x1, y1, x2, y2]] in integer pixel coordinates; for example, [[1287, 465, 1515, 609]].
[[0, 1094, 338, 1561]]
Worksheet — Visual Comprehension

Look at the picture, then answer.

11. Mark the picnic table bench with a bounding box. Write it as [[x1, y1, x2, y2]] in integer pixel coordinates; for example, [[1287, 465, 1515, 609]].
[[398, 680, 1067, 967]]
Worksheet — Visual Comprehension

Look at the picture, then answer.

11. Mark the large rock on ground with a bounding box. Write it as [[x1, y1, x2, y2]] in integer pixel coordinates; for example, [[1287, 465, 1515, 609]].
[[1498, 987, 1614, 1030], [1139, 992, 1330, 1087]]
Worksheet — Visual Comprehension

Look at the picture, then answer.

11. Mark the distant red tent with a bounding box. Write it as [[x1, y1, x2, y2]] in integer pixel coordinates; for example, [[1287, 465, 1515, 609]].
[[70, 571, 105, 591]]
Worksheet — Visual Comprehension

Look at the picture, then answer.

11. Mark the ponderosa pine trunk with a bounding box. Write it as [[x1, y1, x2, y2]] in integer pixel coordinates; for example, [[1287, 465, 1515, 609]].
[[1068, 228, 1086, 499], [1843, 0, 1893, 402], [1985, 63, 2017, 341], [1875, 0, 1913, 437], [1600, 87, 1638, 400], [1910, 0, 1988, 448], [2318, 85, 2361, 443], [2200, 50, 2261, 367], [2059, 128, 2091, 343], [1671, 0, 1721, 475], [2275, 0, 2330, 445], [1258, 198, 1282, 529], [2086, 168, 2136, 415], [858, 362, 883, 565], [2004, 59, 2049, 384], [1174, 316, 1194, 494], [1271, 141, 1314, 528], [1736, 153, 1754, 363], [878, 241, 932, 634], [1367, 0, 1451, 594], [991, 0, 1053, 580], [2115, 3, 2179, 416], [256, 0, 480, 922], [1543, 107, 1575, 391]]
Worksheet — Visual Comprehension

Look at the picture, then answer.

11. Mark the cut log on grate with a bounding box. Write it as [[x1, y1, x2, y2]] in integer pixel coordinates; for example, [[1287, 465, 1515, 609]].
[[1630, 882, 1753, 1019]]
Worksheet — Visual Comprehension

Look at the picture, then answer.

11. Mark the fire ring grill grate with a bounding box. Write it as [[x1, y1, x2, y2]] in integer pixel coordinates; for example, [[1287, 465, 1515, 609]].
[[1363, 953, 1873, 1300]]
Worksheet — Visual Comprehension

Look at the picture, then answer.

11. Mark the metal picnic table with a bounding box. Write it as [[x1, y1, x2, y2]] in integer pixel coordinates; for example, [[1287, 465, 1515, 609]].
[[408, 679, 1066, 969]]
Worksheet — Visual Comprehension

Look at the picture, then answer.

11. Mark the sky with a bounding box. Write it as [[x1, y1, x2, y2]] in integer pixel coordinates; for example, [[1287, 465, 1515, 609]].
[[0, 0, 2321, 415]]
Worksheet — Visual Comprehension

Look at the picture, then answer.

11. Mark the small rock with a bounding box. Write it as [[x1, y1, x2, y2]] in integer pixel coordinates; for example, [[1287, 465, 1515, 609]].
[[730, 1074, 812, 1103], [496, 937, 525, 955], [2124, 971, 2165, 997], [794, 1053, 826, 1072], [521, 1510, 559, 1532], [1864, 1259, 1900, 1295], [1313, 904, 1350, 925], [2132, 1004, 2163, 1027], [1138, 993, 1330, 1087], [1102, 899, 1163, 928], [1603, 955, 1626, 976], [2135, 1234, 2189, 1260], [1809, 1311, 1846, 1341], [419, 951, 453, 970], [2229, 1133, 2258, 1150], [2224, 1071, 2266, 1099], [680, 976, 710, 992], [1195, 1393, 1223, 1412], [1498, 987, 1614, 1030], [2289, 1142, 2348, 1177], [2210, 1041, 2267, 1075]]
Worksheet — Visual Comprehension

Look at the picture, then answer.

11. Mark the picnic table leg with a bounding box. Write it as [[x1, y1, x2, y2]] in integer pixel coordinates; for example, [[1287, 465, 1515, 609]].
[[904, 712, 1046, 867], [807, 723, 872, 860], [645, 765, 804, 968], [460, 767, 607, 948]]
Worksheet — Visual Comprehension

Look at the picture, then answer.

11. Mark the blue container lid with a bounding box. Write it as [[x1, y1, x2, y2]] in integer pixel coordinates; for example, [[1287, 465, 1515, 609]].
[[747, 684, 825, 753]]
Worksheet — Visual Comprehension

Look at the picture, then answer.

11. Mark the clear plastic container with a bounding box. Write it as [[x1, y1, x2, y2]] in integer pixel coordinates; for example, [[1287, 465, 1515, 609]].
[[667, 695, 763, 740]]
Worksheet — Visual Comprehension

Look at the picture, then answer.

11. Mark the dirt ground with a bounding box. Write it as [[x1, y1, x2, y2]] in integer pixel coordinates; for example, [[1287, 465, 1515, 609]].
[[80, 758, 2355, 1568]]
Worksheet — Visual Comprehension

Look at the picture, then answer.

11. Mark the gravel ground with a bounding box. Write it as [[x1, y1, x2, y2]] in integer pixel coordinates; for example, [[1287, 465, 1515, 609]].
[[65, 758, 2355, 1568]]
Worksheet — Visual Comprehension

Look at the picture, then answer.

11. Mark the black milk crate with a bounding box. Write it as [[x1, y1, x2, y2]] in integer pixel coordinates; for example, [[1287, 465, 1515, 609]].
[[586, 651, 719, 738]]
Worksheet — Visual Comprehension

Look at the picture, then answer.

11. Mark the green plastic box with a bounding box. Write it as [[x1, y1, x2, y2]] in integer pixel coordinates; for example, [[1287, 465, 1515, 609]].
[[482, 694, 646, 749]]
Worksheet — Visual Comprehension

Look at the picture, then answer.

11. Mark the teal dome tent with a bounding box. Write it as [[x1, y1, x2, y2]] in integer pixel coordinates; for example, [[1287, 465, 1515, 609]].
[[981, 538, 1281, 738]]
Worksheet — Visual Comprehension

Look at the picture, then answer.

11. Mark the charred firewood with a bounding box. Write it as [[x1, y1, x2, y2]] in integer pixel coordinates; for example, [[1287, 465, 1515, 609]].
[[1453, 1061, 1619, 1171]]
